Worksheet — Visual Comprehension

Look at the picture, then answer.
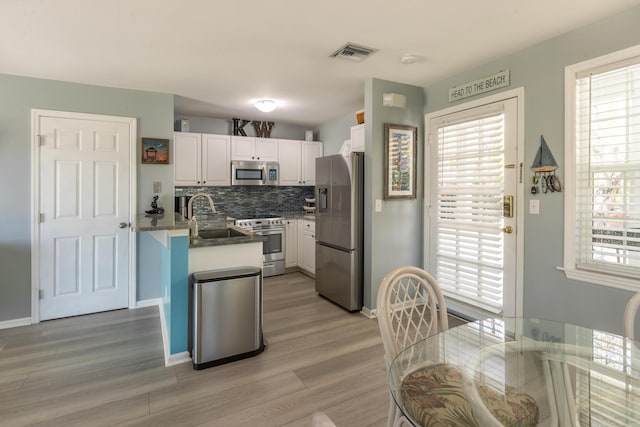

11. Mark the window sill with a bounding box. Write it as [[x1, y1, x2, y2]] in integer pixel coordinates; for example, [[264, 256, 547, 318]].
[[560, 266, 640, 292]]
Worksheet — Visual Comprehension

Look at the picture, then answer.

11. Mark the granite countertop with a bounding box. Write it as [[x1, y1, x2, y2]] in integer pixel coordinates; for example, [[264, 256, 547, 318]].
[[283, 213, 316, 221], [188, 225, 266, 248], [132, 213, 264, 248], [131, 212, 191, 232]]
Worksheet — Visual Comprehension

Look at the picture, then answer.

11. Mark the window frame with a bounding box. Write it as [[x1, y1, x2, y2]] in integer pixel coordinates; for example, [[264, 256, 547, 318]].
[[563, 44, 640, 292]]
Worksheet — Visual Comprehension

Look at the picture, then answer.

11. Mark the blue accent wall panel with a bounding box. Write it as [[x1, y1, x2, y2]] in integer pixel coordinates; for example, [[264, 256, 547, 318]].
[[169, 235, 189, 354]]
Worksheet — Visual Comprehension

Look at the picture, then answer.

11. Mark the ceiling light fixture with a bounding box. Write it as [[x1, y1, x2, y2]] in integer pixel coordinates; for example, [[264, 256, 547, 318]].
[[400, 53, 422, 65], [254, 99, 277, 112]]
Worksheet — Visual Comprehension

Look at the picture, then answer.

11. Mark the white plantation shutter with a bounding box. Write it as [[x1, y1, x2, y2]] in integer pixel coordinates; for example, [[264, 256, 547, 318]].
[[573, 58, 640, 279], [434, 106, 506, 313]]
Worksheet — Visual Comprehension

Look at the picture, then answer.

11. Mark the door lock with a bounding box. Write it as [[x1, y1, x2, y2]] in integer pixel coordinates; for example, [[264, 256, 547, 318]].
[[502, 225, 513, 234]]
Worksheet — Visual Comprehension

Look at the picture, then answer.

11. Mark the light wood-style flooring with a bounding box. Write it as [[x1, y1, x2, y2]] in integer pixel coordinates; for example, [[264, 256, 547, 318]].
[[0, 273, 391, 426]]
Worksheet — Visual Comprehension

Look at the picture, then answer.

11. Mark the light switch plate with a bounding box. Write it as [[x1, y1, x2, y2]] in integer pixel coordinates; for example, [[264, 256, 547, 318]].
[[153, 181, 161, 193], [375, 199, 382, 212], [529, 199, 540, 215]]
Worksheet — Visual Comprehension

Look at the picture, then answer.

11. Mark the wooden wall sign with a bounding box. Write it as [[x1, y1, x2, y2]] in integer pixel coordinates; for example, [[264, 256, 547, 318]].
[[253, 121, 275, 138], [232, 118, 275, 138], [232, 118, 251, 136]]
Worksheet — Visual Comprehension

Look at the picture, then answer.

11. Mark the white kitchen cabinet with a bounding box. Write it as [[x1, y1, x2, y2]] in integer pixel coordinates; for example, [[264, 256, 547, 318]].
[[301, 141, 323, 185], [278, 140, 323, 186], [350, 124, 365, 152], [285, 219, 298, 268], [297, 219, 315, 275], [174, 132, 230, 186], [231, 136, 278, 161], [278, 140, 302, 186]]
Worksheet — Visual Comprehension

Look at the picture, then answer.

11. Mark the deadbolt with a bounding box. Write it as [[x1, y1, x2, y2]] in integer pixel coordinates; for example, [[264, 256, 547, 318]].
[[502, 225, 513, 234]]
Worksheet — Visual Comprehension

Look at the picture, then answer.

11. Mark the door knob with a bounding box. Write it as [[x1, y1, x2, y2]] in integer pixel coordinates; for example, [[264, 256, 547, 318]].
[[502, 225, 513, 234], [119, 222, 129, 229]]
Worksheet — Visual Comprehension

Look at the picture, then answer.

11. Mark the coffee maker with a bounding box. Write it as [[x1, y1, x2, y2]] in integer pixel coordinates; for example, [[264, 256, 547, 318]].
[[175, 196, 189, 219]]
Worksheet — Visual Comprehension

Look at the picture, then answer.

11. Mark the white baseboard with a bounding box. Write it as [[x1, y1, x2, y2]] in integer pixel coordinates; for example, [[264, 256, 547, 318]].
[[0, 317, 31, 330], [154, 300, 191, 367], [136, 298, 162, 309], [360, 306, 376, 319], [167, 351, 191, 367]]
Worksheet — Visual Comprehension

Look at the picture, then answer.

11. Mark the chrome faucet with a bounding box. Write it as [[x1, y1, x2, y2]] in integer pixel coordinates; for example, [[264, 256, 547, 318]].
[[187, 193, 217, 238]]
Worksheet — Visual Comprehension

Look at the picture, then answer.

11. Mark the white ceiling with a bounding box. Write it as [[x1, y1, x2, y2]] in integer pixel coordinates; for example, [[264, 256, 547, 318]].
[[2, 0, 639, 126]]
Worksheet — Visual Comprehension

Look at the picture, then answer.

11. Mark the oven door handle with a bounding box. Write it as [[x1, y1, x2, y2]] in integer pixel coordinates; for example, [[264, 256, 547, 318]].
[[254, 228, 285, 235]]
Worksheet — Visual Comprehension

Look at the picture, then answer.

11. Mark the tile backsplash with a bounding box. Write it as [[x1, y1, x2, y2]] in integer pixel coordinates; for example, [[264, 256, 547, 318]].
[[175, 186, 314, 219]]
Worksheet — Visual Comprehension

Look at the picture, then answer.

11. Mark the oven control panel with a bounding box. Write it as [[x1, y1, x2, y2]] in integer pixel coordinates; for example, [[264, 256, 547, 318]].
[[236, 217, 285, 230]]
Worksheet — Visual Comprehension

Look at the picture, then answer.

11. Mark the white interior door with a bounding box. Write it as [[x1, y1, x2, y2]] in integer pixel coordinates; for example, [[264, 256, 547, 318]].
[[425, 94, 522, 318], [36, 111, 133, 321]]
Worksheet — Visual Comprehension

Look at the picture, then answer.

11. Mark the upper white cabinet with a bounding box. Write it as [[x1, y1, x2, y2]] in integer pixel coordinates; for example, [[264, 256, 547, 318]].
[[350, 124, 365, 152], [278, 140, 323, 186], [231, 136, 278, 161], [301, 142, 323, 185], [174, 132, 230, 186], [278, 140, 302, 185]]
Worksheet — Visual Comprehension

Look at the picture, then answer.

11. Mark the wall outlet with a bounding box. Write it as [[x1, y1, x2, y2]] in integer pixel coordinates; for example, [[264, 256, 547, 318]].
[[153, 181, 162, 193], [529, 199, 539, 215]]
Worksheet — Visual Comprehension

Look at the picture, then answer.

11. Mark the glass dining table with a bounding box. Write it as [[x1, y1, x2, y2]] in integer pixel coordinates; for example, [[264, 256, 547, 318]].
[[388, 318, 640, 426]]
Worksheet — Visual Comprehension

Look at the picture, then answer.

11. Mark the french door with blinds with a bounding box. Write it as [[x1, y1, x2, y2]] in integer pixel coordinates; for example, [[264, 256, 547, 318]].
[[425, 93, 522, 318]]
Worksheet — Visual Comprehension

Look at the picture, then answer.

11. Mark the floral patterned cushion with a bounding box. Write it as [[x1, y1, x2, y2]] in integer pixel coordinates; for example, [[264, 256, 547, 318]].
[[401, 363, 539, 427]]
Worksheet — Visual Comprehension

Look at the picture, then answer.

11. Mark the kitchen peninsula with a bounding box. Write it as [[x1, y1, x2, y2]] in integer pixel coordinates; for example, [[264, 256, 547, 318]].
[[132, 213, 264, 366]]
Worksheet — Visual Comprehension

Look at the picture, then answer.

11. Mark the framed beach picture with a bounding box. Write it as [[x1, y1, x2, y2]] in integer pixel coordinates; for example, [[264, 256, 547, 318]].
[[141, 137, 169, 164], [384, 124, 417, 200]]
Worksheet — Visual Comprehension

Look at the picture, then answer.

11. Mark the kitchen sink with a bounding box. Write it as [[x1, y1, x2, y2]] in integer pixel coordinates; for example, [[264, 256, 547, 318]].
[[198, 228, 246, 239]]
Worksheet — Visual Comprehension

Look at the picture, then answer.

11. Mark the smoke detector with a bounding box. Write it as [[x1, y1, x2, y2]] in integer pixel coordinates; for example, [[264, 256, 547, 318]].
[[330, 43, 377, 61]]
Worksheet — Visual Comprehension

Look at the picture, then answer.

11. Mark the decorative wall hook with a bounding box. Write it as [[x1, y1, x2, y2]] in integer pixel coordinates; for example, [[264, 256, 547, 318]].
[[530, 135, 561, 194]]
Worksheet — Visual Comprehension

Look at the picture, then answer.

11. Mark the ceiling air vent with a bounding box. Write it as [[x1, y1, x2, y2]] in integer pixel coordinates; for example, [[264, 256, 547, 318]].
[[330, 43, 377, 62]]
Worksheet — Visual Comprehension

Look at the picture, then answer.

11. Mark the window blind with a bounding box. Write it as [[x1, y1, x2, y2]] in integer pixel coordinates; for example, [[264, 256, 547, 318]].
[[435, 110, 505, 313], [573, 330, 640, 426], [574, 61, 640, 277]]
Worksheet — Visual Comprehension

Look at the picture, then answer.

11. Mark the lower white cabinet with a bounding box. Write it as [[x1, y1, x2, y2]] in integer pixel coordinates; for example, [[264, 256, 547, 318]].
[[297, 219, 315, 275], [285, 219, 298, 268]]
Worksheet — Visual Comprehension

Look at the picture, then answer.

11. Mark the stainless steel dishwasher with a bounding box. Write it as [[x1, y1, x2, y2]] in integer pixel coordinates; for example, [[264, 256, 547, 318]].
[[190, 266, 264, 370]]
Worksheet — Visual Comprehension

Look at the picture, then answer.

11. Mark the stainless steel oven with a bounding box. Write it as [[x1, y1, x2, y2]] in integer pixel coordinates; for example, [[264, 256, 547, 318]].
[[235, 216, 285, 277]]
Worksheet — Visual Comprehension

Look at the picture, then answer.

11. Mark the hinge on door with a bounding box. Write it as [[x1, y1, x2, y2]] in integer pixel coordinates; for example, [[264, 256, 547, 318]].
[[38, 135, 45, 146], [39, 289, 44, 300], [39, 213, 45, 223]]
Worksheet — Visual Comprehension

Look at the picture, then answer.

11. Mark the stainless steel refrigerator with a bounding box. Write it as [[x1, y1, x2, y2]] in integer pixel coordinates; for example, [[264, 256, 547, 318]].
[[315, 153, 364, 311]]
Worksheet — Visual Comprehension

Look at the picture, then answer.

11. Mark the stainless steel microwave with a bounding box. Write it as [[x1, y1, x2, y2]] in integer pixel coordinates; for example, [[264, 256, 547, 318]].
[[231, 160, 279, 185]]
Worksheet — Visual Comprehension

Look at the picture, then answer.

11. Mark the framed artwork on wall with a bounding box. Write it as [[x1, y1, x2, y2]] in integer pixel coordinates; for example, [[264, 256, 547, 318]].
[[141, 137, 169, 164], [384, 123, 417, 200]]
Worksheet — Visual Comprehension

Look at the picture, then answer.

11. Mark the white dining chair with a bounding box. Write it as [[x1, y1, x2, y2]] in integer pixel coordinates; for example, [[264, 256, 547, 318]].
[[623, 292, 640, 339], [377, 266, 539, 427], [376, 266, 449, 427]]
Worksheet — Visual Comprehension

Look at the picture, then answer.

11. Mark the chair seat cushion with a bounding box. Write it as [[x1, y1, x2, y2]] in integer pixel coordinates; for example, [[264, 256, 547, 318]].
[[401, 363, 539, 427]]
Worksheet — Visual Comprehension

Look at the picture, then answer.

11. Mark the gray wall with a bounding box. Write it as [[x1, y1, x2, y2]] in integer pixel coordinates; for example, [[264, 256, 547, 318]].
[[0, 74, 173, 321], [363, 79, 425, 310], [316, 113, 360, 155], [422, 7, 640, 334], [174, 114, 315, 141]]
